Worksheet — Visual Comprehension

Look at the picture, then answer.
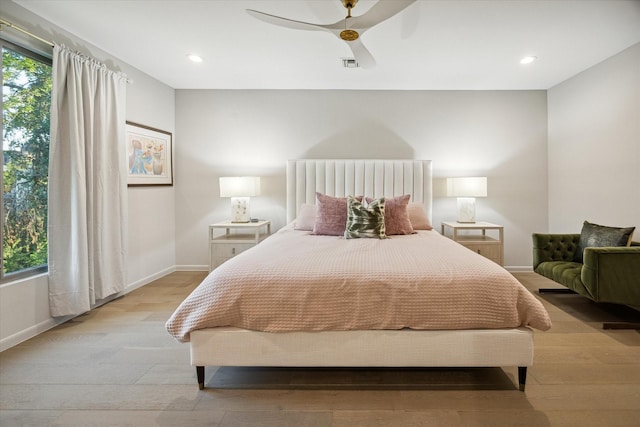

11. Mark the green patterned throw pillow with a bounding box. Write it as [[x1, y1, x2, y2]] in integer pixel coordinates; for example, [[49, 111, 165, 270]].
[[344, 196, 386, 239]]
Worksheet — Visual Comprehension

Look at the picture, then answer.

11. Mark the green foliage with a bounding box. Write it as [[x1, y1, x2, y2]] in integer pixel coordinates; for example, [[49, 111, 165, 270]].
[[2, 46, 51, 275]]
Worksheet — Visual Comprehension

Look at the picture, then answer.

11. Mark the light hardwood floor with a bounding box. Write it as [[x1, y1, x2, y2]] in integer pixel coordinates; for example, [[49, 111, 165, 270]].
[[1, 271, 639, 426]]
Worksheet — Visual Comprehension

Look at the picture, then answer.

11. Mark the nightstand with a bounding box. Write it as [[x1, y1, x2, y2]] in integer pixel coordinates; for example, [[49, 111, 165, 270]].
[[209, 220, 271, 271], [441, 221, 504, 266]]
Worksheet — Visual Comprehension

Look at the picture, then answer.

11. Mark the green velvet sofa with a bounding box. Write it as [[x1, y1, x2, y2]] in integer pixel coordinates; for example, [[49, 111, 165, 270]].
[[532, 233, 640, 308]]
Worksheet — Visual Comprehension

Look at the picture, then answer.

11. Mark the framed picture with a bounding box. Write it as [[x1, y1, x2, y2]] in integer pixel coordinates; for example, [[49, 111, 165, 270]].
[[125, 121, 173, 186]]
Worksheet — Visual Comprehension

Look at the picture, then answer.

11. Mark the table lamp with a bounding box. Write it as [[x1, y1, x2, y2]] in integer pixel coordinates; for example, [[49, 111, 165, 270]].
[[446, 177, 487, 223], [219, 176, 261, 223]]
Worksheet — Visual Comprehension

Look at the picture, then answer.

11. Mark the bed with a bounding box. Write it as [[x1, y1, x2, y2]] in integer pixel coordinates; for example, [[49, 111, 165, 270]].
[[167, 159, 551, 391]]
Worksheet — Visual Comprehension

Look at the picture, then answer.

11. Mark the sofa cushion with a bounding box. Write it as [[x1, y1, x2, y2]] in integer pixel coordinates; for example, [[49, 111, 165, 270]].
[[573, 221, 635, 263], [535, 261, 585, 295]]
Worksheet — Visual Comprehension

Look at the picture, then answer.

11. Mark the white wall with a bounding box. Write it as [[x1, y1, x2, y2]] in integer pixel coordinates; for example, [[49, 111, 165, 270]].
[[0, 2, 176, 350], [175, 89, 548, 270], [125, 69, 176, 287], [548, 43, 640, 233]]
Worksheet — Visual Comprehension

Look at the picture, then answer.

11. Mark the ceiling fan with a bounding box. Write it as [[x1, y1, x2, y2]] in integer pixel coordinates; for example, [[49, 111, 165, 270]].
[[246, 0, 416, 69]]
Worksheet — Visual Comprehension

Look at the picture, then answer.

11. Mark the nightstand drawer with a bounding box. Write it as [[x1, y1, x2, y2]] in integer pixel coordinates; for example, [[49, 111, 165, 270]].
[[461, 243, 502, 262], [441, 221, 504, 266], [211, 242, 254, 259]]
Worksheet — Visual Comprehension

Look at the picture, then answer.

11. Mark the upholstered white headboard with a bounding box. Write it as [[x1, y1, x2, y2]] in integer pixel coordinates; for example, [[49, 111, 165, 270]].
[[286, 159, 433, 224]]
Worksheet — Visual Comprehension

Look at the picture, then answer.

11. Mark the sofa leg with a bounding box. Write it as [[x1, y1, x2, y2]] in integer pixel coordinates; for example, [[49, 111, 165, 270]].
[[538, 288, 575, 294], [602, 322, 640, 330]]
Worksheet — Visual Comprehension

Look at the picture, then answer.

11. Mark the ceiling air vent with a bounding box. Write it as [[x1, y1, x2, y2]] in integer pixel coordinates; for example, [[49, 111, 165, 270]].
[[342, 58, 360, 68]]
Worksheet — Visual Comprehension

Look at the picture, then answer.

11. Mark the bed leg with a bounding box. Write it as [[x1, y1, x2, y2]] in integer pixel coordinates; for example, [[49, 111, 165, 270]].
[[196, 366, 205, 390], [518, 366, 527, 392]]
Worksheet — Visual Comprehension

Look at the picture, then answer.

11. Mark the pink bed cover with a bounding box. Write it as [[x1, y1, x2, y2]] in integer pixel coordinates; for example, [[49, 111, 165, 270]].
[[166, 225, 551, 342]]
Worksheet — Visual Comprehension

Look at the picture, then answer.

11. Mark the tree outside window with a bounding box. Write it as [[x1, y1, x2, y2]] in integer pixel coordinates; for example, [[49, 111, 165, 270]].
[[1, 40, 51, 280]]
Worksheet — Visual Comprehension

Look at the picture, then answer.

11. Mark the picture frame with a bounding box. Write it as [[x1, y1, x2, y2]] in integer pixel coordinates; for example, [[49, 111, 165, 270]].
[[125, 121, 173, 186]]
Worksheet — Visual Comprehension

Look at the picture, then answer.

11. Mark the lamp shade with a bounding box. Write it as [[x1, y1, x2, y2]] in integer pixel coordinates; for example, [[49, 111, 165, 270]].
[[446, 177, 487, 198], [219, 177, 261, 197]]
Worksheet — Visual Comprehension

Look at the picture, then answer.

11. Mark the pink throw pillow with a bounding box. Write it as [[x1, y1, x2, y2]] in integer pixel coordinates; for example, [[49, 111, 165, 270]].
[[366, 194, 414, 235], [313, 192, 361, 236], [407, 203, 433, 230]]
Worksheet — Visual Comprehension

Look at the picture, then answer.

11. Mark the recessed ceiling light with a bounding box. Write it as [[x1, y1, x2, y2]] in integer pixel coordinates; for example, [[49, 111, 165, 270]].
[[520, 55, 537, 65], [187, 53, 203, 63]]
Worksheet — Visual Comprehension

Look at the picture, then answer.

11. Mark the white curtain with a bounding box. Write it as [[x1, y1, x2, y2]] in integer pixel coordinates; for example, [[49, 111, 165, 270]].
[[48, 44, 128, 317]]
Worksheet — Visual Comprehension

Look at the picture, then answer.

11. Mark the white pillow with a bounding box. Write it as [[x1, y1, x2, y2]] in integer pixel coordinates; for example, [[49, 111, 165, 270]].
[[407, 203, 433, 230], [294, 203, 317, 231]]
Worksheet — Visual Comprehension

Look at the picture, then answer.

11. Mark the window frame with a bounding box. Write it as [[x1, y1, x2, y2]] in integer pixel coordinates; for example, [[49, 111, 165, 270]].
[[1, 37, 52, 283]]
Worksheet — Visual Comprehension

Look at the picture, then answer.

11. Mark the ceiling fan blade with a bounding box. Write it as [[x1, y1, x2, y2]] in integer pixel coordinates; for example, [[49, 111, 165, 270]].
[[350, 0, 417, 31], [347, 38, 376, 69], [246, 9, 331, 33]]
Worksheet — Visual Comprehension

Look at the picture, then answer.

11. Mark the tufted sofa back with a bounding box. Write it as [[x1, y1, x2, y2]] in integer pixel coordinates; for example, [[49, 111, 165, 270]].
[[532, 233, 581, 270]]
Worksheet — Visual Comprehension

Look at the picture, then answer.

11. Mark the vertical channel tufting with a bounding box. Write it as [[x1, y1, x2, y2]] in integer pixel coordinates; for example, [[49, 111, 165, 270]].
[[286, 159, 433, 224], [338, 160, 346, 196], [295, 161, 306, 220], [305, 161, 316, 207], [316, 160, 325, 198], [345, 160, 355, 197], [354, 161, 365, 197], [372, 160, 383, 199], [381, 161, 390, 197], [414, 162, 422, 202], [325, 161, 334, 200]]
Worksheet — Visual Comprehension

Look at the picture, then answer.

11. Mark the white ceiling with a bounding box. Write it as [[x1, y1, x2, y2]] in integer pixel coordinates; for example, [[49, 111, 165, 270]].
[[13, 0, 640, 90]]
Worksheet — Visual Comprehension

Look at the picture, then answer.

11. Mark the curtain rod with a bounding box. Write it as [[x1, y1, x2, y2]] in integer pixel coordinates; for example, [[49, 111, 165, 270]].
[[0, 18, 132, 84], [0, 18, 55, 48]]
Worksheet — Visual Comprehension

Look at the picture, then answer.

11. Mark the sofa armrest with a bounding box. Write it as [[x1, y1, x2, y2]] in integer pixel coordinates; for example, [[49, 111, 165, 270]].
[[581, 246, 640, 305], [532, 233, 580, 270]]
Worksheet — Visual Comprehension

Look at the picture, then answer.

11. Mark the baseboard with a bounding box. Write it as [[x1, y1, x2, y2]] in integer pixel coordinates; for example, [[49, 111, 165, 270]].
[[506, 266, 534, 273], [0, 315, 72, 352], [125, 266, 176, 292], [175, 265, 208, 272], [0, 266, 177, 352]]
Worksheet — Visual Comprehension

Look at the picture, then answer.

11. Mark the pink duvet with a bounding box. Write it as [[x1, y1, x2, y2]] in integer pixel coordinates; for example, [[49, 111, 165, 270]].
[[166, 225, 551, 342]]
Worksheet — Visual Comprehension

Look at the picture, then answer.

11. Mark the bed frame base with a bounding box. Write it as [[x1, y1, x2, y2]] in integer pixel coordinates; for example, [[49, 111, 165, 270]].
[[190, 327, 534, 392], [195, 365, 528, 392]]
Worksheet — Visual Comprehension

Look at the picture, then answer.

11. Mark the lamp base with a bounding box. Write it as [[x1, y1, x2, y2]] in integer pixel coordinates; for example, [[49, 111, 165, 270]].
[[456, 197, 476, 223], [230, 197, 251, 223]]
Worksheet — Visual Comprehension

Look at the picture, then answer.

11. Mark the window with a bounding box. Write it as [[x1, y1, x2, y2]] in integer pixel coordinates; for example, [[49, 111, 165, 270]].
[[1, 39, 52, 282]]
